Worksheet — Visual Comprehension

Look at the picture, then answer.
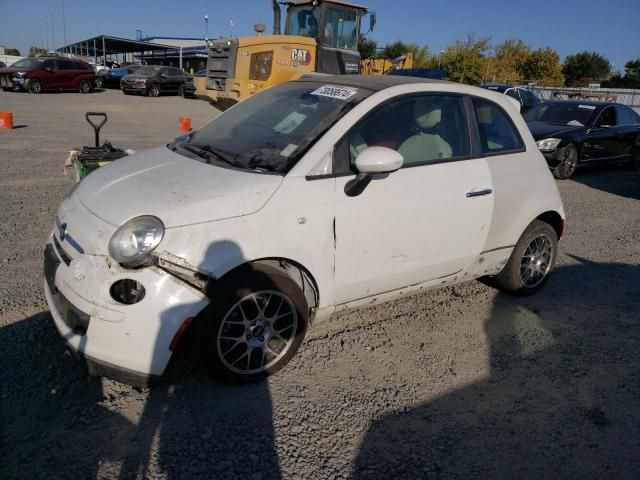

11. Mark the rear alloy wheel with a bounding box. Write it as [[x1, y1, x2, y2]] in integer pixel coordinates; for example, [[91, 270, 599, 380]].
[[193, 264, 308, 384], [493, 220, 558, 296], [95, 77, 104, 89], [79, 80, 92, 94], [28, 79, 42, 94], [552, 143, 578, 179], [149, 84, 161, 97]]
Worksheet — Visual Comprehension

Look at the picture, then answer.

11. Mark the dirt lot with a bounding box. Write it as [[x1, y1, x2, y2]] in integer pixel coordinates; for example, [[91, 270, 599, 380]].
[[1, 88, 639, 480]]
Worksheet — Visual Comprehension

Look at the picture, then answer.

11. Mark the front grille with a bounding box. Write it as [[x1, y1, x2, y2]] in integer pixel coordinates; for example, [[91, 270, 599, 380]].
[[205, 39, 238, 91], [249, 52, 273, 81]]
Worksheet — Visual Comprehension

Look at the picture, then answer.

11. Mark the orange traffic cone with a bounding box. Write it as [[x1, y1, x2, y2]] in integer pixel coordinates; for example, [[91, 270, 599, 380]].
[[0, 112, 14, 129]]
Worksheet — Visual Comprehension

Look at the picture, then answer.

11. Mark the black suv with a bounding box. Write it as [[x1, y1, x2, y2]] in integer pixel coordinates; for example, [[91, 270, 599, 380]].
[[120, 66, 192, 97]]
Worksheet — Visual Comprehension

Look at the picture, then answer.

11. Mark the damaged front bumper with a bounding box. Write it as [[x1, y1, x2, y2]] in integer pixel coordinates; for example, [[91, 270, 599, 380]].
[[44, 232, 209, 381]]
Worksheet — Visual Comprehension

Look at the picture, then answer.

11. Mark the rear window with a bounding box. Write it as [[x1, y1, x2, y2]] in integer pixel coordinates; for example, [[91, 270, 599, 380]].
[[473, 98, 524, 154]]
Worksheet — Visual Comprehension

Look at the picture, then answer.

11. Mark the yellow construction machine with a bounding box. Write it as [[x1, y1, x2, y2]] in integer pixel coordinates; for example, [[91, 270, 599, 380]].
[[195, 0, 377, 106]]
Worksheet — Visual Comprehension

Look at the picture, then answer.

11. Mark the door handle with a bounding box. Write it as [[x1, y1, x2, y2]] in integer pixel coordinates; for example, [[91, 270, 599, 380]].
[[466, 189, 493, 198]]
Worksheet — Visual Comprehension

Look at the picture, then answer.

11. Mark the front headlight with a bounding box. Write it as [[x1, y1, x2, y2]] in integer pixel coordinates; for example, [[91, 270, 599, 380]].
[[108, 216, 164, 266], [536, 138, 562, 151]]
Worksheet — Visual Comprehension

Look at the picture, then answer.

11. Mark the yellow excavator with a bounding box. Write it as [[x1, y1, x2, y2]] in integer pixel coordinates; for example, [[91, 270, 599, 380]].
[[196, 0, 395, 106]]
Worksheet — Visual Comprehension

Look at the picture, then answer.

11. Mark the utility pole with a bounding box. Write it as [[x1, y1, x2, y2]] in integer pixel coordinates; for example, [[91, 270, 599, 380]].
[[62, 3, 67, 47], [45, 21, 49, 50], [204, 15, 209, 43], [50, 14, 55, 50]]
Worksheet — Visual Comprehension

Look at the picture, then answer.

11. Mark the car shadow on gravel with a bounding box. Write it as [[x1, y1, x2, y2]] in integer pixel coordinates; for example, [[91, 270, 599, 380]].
[[570, 165, 640, 200], [0, 241, 283, 480], [352, 256, 640, 479]]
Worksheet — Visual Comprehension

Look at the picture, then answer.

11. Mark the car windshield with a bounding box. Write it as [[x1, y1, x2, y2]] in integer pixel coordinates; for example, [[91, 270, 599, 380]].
[[524, 102, 596, 127], [134, 66, 160, 76], [177, 81, 371, 174], [10, 58, 45, 69]]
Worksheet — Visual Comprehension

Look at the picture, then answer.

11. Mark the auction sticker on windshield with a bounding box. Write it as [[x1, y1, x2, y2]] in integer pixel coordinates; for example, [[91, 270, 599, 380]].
[[311, 85, 358, 100]]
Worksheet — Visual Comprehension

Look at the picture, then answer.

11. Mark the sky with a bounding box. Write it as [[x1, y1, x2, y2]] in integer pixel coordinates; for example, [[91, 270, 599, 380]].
[[1, 0, 638, 72]]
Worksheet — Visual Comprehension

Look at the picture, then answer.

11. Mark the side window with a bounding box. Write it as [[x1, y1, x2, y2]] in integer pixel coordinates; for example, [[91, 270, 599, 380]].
[[44, 60, 59, 71], [58, 60, 74, 70], [519, 90, 540, 108], [615, 106, 637, 125], [596, 107, 617, 127], [473, 98, 524, 154], [346, 95, 470, 168], [159, 68, 169, 76]]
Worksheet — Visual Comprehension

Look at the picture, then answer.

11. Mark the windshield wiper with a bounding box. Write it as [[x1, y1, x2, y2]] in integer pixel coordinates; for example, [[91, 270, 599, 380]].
[[183, 143, 237, 168]]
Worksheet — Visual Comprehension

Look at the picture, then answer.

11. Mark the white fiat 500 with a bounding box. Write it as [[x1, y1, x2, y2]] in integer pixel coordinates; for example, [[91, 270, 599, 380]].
[[45, 75, 565, 384]]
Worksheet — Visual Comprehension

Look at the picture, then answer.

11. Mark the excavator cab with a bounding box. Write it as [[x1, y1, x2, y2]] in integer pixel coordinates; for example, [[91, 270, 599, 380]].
[[282, 0, 371, 74]]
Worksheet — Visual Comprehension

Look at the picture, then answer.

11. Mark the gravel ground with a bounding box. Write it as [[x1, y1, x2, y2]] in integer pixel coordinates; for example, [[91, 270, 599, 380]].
[[1, 88, 639, 480]]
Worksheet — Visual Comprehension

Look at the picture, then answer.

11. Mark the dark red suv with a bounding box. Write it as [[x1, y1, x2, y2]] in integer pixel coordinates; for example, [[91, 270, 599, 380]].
[[0, 56, 96, 94]]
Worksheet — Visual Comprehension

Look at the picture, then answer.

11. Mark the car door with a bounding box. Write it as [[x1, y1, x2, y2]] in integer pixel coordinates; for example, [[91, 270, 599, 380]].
[[59, 60, 78, 89], [157, 67, 171, 91], [585, 106, 620, 161], [332, 93, 494, 304], [41, 60, 60, 89], [615, 105, 640, 157]]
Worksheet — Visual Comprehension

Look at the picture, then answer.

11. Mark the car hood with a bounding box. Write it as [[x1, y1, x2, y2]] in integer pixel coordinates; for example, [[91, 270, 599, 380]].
[[75, 146, 283, 228], [526, 121, 586, 140], [0, 67, 30, 75]]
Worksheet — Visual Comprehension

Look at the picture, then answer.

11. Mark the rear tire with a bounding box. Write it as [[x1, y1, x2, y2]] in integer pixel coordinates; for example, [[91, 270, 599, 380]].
[[552, 143, 578, 179], [192, 264, 308, 384], [28, 79, 42, 94], [79, 80, 92, 94], [95, 77, 104, 89], [178, 85, 184, 97], [493, 220, 558, 296]]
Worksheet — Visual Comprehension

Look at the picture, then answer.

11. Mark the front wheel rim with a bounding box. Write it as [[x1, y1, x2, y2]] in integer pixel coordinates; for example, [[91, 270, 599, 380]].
[[31, 81, 41, 93], [520, 234, 553, 288], [217, 291, 298, 375], [559, 147, 577, 177], [151, 86, 159, 96]]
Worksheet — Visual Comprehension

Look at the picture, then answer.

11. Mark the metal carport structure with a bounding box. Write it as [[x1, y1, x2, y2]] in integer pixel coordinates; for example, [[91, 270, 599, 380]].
[[55, 35, 183, 68]]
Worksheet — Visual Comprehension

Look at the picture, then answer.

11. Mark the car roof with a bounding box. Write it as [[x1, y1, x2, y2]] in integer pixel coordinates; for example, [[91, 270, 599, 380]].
[[296, 74, 451, 92], [480, 83, 513, 91], [540, 100, 621, 108]]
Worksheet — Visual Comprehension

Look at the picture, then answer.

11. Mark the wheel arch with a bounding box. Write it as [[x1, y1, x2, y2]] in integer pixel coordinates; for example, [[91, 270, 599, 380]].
[[536, 210, 564, 239], [208, 257, 320, 315]]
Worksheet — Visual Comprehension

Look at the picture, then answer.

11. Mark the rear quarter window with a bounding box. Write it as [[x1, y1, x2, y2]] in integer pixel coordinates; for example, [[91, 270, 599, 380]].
[[473, 98, 524, 154]]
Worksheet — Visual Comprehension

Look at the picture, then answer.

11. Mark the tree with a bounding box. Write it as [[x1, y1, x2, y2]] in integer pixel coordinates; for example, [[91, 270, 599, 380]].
[[382, 41, 431, 67], [439, 34, 491, 85], [29, 46, 47, 57], [491, 38, 531, 84], [521, 48, 564, 86], [4, 48, 20, 56], [562, 51, 611, 86], [602, 59, 640, 88], [358, 37, 378, 59]]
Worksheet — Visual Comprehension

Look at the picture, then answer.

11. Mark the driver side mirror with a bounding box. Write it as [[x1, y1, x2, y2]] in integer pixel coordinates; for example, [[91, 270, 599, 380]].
[[345, 147, 403, 197], [43, 66, 52, 72], [369, 12, 377, 33], [160, 73, 167, 78]]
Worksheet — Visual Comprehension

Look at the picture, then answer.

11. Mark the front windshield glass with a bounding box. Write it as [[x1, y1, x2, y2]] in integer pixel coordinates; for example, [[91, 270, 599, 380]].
[[324, 7, 359, 50], [11, 58, 45, 69], [286, 5, 359, 50], [134, 66, 159, 76], [523, 102, 596, 127], [179, 81, 370, 174]]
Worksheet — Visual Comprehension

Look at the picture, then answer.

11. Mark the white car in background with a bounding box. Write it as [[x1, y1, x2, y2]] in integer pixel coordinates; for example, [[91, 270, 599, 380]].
[[44, 75, 565, 384]]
